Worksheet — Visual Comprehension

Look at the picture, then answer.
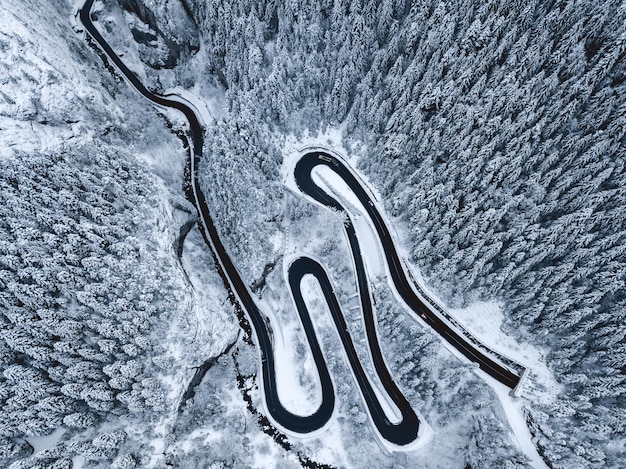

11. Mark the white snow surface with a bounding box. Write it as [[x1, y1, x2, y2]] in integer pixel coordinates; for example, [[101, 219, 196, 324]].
[[25, 428, 66, 454], [272, 307, 323, 416], [448, 301, 560, 401]]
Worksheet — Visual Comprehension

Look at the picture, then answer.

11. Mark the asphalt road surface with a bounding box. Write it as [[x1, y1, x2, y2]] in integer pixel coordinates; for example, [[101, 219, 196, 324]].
[[294, 152, 523, 389]]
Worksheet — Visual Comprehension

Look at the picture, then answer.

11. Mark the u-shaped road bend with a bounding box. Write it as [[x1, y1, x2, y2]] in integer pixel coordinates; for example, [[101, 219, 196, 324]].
[[289, 257, 420, 445], [294, 152, 523, 390]]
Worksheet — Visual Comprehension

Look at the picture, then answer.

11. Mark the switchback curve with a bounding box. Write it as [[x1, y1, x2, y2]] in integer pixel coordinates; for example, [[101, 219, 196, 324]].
[[78, 0, 420, 444], [294, 151, 524, 389]]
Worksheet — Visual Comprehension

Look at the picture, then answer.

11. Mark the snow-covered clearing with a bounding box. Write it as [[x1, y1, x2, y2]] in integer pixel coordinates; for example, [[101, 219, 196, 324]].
[[272, 311, 323, 416], [448, 301, 560, 400], [26, 428, 65, 453]]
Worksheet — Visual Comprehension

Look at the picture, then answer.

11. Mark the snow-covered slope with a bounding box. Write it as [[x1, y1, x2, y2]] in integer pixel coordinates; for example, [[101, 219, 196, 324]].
[[3, 0, 626, 468], [0, 1, 237, 467]]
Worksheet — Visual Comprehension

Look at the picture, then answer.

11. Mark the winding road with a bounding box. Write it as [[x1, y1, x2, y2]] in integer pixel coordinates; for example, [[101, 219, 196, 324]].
[[295, 153, 524, 390], [78, 0, 523, 448], [80, 0, 337, 437]]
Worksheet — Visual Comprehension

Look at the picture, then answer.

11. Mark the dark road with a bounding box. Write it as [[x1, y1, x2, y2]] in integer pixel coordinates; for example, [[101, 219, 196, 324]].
[[79, 0, 522, 447], [294, 152, 523, 389]]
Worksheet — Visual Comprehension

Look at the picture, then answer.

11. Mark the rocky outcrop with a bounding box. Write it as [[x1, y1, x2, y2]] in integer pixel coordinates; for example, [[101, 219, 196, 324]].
[[117, 0, 199, 69]]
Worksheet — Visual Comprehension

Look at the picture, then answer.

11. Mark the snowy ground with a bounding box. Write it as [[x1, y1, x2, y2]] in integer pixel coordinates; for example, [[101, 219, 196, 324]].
[[268, 275, 324, 416], [448, 301, 560, 401], [25, 428, 66, 454]]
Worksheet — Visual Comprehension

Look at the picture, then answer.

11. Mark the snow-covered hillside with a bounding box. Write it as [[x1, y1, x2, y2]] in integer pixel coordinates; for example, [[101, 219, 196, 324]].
[[2, 0, 626, 468], [0, 1, 237, 467]]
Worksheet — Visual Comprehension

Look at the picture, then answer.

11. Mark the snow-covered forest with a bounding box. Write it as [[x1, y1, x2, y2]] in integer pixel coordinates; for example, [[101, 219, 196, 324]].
[[174, 1, 626, 466], [1, 0, 625, 467], [0, 1, 237, 466]]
